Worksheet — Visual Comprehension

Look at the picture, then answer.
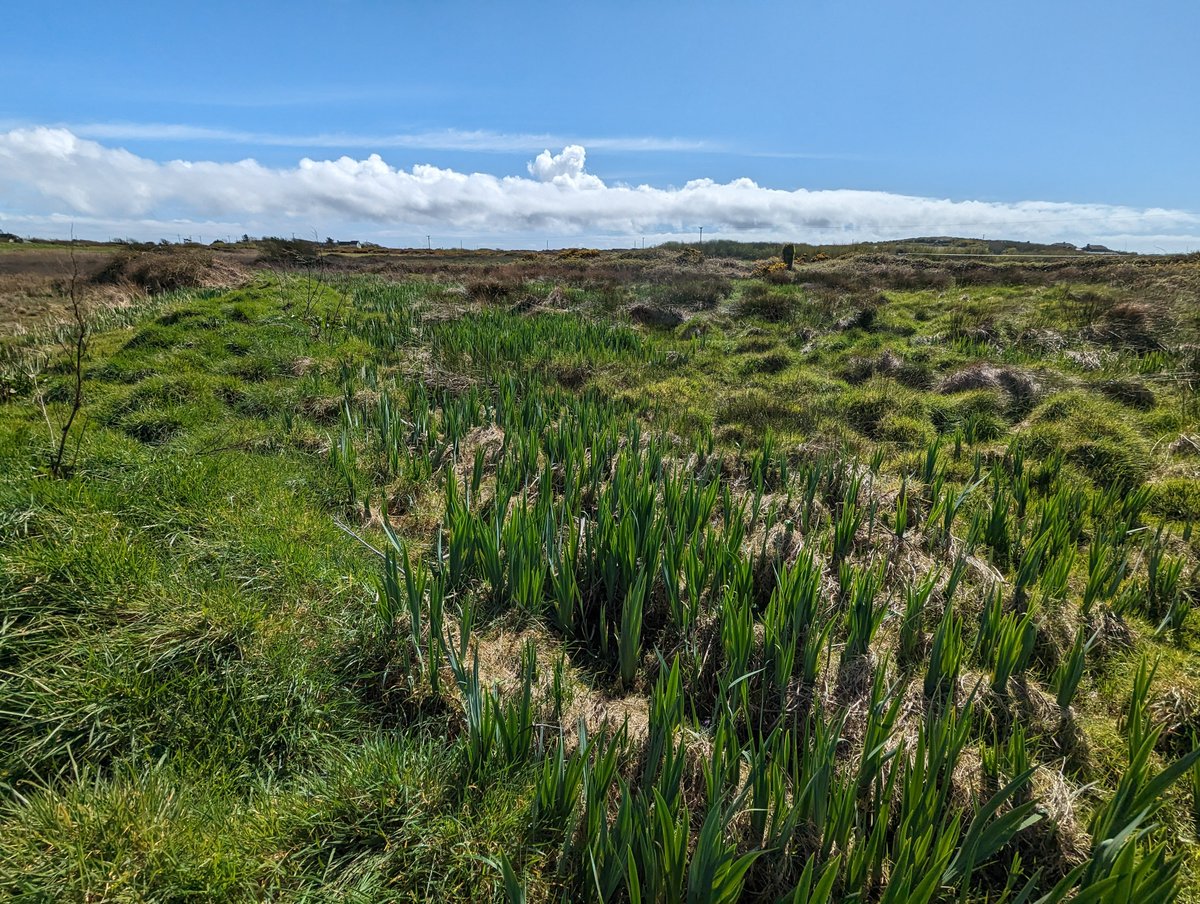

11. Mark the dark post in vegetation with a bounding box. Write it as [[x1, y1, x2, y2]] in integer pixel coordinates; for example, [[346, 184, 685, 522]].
[[50, 233, 88, 478], [782, 243, 796, 271]]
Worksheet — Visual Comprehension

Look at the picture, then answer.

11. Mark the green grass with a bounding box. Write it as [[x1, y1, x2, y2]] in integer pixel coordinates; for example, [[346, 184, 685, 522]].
[[1, 264, 1198, 901]]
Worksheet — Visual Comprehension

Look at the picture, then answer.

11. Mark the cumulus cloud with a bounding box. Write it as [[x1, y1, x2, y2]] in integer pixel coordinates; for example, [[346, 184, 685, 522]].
[[1, 127, 1198, 251], [527, 145, 602, 187]]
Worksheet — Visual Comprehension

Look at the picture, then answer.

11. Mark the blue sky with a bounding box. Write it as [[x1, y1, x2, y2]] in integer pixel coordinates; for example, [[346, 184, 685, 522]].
[[2, 0, 1198, 249]]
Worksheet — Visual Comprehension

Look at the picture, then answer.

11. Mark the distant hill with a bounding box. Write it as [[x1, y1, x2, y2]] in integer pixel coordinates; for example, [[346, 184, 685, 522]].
[[657, 236, 1132, 260]]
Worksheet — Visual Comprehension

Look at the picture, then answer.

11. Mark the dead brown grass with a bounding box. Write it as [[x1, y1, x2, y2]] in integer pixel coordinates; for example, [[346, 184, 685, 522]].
[[0, 248, 119, 334], [93, 247, 249, 293]]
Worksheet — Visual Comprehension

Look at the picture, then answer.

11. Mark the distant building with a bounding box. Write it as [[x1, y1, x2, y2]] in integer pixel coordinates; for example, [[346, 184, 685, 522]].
[[1081, 243, 1115, 254]]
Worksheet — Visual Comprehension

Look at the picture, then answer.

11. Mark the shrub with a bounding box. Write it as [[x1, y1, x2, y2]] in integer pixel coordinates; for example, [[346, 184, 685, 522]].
[[751, 258, 788, 278], [94, 248, 244, 293], [256, 237, 321, 266]]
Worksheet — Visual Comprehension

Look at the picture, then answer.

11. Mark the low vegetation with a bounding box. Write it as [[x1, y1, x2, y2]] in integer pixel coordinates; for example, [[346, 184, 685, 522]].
[[1, 243, 1199, 901]]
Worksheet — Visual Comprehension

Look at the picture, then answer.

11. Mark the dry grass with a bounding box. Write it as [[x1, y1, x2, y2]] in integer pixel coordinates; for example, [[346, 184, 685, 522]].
[[93, 247, 249, 293], [0, 248, 118, 333]]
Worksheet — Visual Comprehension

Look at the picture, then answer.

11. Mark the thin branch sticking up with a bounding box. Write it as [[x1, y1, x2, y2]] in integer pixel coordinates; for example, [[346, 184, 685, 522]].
[[50, 229, 88, 478]]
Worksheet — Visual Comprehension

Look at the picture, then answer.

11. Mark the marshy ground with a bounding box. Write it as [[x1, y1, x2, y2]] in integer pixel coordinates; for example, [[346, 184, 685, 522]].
[[1, 241, 1198, 901]]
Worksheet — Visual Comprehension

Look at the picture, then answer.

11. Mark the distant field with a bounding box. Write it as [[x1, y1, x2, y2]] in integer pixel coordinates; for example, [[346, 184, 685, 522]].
[[1, 236, 1152, 331], [0, 247, 118, 333], [1, 243, 1198, 901]]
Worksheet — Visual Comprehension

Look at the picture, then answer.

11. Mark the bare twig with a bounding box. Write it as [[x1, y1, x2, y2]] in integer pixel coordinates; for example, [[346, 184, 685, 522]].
[[49, 229, 87, 478]]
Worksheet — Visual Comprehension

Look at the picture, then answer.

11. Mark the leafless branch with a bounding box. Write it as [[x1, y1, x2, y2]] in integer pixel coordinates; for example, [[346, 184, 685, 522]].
[[49, 227, 88, 478]]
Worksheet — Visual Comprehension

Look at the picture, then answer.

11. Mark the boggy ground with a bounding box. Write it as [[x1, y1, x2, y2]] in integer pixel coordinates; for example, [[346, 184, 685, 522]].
[[1, 245, 1199, 902]]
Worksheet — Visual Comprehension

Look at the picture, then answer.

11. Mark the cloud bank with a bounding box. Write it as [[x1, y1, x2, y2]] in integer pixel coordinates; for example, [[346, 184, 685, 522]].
[[2, 127, 1198, 251]]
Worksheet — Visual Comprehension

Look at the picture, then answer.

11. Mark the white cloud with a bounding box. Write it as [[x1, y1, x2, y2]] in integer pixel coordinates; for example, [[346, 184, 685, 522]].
[[1, 127, 1199, 251], [527, 145, 602, 187]]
